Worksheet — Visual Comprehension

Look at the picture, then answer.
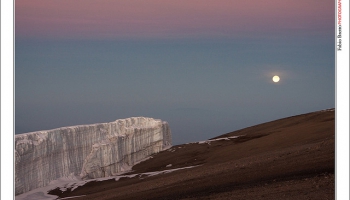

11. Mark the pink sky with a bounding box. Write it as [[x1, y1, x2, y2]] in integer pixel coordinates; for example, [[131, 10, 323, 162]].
[[16, 0, 333, 39]]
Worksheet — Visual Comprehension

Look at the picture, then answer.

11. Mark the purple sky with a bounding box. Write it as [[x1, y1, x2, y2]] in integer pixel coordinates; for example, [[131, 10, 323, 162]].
[[16, 0, 333, 39], [15, 0, 335, 144]]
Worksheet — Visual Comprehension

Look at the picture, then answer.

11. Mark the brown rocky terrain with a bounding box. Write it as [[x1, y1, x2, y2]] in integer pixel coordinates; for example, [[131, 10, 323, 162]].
[[49, 109, 335, 200]]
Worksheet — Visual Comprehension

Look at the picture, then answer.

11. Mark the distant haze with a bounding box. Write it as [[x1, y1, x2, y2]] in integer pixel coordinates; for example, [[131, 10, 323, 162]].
[[15, 0, 334, 145]]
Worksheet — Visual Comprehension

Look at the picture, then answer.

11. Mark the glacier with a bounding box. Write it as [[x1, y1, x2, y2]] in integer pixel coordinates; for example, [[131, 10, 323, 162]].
[[15, 117, 172, 195]]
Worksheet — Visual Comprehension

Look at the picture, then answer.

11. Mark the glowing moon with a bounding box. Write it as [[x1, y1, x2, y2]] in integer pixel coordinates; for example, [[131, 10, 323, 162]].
[[272, 75, 280, 83]]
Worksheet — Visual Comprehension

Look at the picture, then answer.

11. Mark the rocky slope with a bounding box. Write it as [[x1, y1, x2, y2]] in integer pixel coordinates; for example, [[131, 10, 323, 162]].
[[49, 109, 335, 200]]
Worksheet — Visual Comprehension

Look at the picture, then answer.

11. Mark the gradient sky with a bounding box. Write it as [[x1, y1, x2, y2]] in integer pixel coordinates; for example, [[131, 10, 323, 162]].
[[15, 0, 335, 144]]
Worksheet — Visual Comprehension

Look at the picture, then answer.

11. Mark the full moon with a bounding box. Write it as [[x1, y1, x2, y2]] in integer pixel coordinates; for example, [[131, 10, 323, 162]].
[[272, 75, 280, 83]]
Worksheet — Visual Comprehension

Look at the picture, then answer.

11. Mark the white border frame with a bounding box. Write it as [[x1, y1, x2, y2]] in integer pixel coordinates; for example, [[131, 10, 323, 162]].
[[1, 0, 15, 199], [336, 0, 349, 199], [1, 0, 349, 199]]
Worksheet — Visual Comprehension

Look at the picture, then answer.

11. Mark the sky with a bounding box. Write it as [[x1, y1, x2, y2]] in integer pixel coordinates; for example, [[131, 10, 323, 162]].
[[15, 0, 335, 145]]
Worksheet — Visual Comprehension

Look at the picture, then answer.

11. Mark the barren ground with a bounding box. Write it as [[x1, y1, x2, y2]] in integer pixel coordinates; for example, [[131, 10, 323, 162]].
[[49, 109, 335, 200]]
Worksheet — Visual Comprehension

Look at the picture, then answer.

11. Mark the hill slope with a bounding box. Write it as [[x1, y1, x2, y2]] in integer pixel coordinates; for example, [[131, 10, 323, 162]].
[[50, 109, 335, 200]]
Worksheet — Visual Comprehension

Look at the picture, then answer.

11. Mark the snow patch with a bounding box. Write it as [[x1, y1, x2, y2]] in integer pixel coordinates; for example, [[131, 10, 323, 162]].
[[319, 108, 335, 112], [59, 196, 86, 199], [167, 148, 176, 152], [196, 135, 243, 145], [16, 165, 200, 200]]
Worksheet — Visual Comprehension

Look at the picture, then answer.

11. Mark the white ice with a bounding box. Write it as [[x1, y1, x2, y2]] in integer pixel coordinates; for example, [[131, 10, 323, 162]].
[[15, 117, 172, 195]]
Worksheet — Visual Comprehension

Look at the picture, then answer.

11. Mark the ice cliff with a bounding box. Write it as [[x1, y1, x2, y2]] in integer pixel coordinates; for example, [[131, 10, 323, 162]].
[[15, 117, 172, 195]]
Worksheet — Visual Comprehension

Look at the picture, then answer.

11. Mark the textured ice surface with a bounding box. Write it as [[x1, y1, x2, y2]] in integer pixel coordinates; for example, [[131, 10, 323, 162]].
[[15, 117, 172, 195]]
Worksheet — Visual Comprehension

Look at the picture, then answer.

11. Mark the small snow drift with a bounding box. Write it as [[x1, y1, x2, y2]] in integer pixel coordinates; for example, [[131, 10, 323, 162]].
[[197, 136, 241, 145], [15, 117, 172, 195]]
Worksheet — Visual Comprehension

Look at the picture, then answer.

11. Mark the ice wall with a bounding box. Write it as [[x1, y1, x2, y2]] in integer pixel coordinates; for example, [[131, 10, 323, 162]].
[[15, 117, 172, 195]]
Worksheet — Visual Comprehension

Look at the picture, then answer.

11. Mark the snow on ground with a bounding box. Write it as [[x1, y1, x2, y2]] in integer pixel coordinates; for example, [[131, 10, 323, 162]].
[[126, 165, 200, 180], [319, 108, 335, 112], [196, 135, 243, 145], [167, 148, 176, 152], [16, 165, 200, 200], [15, 177, 80, 200], [58, 195, 86, 199]]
